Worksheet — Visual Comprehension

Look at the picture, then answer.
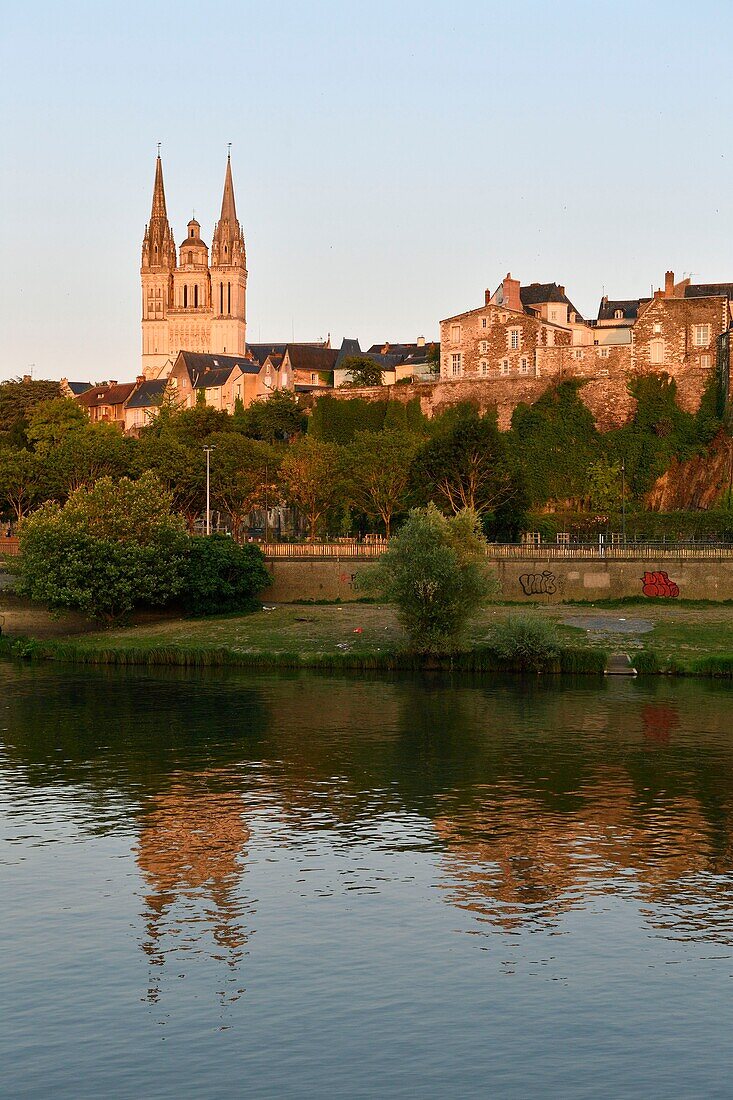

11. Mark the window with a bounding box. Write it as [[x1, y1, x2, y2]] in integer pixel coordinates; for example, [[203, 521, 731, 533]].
[[653, 323, 662, 334], [614, 309, 624, 320], [500, 359, 509, 375], [481, 317, 488, 329], [188, 251, 193, 265], [701, 354, 711, 369], [183, 285, 188, 308], [598, 347, 610, 359], [451, 353, 462, 376], [479, 340, 488, 353], [219, 283, 224, 313], [479, 360, 489, 375], [510, 330, 519, 349], [572, 349, 583, 360], [311, 372, 317, 383], [693, 324, 711, 347], [227, 283, 231, 314], [450, 324, 461, 343], [520, 357, 529, 373], [194, 285, 199, 308], [650, 339, 664, 365]]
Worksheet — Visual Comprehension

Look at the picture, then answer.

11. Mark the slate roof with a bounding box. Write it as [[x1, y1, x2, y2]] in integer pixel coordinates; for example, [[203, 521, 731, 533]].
[[77, 382, 136, 408], [597, 298, 642, 322], [684, 283, 733, 299], [335, 338, 362, 368], [520, 283, 584, 321], [246, 343, 289, 366], [126, 380, 167, 409], [66, 381, 93, 396], [176, 352, 260, 386], [285, 345, 339, 372]]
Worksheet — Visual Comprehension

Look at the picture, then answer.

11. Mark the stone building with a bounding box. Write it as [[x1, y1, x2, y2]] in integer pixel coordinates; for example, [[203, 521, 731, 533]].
[[141, 154, 247, 379]]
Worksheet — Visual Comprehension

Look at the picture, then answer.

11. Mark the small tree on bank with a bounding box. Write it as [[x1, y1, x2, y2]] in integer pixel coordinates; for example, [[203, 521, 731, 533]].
[[363, 504, 497, 653]]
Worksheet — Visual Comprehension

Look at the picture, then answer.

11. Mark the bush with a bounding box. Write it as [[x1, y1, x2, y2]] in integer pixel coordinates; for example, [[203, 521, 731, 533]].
[[183, 536, 271, 616], [362, 504, 498, 653], [488, 615, 562, 672]]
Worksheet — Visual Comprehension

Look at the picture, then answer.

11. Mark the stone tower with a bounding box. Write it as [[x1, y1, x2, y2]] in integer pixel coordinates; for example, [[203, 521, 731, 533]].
[[210, 155, 247, 356], [140, 153, 248, 378], [141, 155, 176, 379]]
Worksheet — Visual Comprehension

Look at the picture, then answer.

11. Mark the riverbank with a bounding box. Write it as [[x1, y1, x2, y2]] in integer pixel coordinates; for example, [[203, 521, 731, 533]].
[[2, 600, 733, 676]]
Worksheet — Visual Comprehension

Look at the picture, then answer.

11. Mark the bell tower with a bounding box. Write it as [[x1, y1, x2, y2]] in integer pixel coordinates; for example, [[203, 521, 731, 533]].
[[141, 153, 177, 378], [210, 154, 247, 356]]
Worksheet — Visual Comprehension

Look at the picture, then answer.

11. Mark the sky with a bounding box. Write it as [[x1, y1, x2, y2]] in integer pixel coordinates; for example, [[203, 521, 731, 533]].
[[2, 0, 733, 382]]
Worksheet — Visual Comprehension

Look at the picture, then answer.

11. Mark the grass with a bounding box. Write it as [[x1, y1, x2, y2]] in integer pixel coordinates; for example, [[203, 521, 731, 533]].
[[1, 597, 732, 676]]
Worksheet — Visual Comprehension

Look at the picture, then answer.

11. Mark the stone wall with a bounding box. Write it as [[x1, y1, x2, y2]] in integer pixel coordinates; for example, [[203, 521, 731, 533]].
[[265, 555, 733, 603]]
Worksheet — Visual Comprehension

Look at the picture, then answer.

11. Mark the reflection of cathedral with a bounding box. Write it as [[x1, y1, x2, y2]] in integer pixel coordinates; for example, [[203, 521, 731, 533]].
[[136, 774, 252, 999]]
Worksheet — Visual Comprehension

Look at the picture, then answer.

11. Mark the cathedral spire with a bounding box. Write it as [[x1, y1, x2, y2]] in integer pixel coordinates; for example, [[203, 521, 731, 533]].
[[141, 152, 176, 273], [211, 153, 246, 269], [219, 153, 237, 224], [150, 153, 168, 220]]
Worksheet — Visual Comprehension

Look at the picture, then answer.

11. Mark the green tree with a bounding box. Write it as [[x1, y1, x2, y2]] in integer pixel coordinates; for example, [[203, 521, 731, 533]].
[[135, 433, 205, 532], [279, 435, 342, 540], [586, 458, 622, 513], [236, 390, 306, 442], [26, 397, 88, 451], [16, 472, 188, 621], [0, 448, 43, 520], [0, 378, 62, 443], [46, 422, 133, 497], [339, 356, 384, 388], [183, 535, 271, 615], [363, 504, 497, 653], [414, 408, 520, 515], [208, 432, 278, 540], [344, 429, 420, 537]]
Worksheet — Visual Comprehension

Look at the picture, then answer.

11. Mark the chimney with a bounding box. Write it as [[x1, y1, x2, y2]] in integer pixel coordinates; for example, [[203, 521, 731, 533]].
[[136, 375, 145, 386], [558, 285, 565, 296], [502, 272, 522, 312], [654, 289, 665, 300], [664, 270, 675, 297], [416, 335, 425, 347], [22, 374, 32, 384], [485, 288, 491, 305]]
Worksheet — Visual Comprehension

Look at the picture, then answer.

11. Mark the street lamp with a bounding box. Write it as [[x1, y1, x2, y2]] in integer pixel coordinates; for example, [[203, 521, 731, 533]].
[[203, 446, 215, 535], [621, 459, 626, 546]]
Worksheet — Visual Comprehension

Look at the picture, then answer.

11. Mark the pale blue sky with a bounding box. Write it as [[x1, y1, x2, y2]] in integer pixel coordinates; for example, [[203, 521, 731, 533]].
[[2, 0, 732, 382]]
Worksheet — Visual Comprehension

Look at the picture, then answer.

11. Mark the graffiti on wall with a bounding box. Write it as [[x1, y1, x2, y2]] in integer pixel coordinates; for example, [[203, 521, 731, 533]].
[[519, 571, 557, 596], [641, 570, 679, 598]]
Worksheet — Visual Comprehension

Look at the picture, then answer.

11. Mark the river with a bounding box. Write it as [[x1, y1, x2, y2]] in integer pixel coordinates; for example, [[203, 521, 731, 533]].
[[2, 665, 733, 1098]]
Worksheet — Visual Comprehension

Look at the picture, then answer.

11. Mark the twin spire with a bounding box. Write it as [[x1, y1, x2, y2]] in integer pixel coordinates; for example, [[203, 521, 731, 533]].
[[141, 152, 245, 272]]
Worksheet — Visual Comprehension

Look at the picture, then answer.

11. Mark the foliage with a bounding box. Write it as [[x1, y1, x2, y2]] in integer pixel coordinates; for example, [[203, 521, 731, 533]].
[[45, 422, 132, 496], [585, 458, 622, 513], [208, 432, 278, 539], [309, 395, 389, 443], [15, 472, 188, 621], [0, 378, 61, 442], [26, 397, 88, 451], [414, 406, 521, 515], [509, 382, 601, 506], [338, 356, 384, 388], [0, 448, 43, 520], [362, 504, 497, 652], [182, 535, 271, 616], [343, 429, 420, 536], [235, 390, 306, 442], [135, 432, 204, 531], [279, 436, 342, 539], [488, 615, 561, 672]]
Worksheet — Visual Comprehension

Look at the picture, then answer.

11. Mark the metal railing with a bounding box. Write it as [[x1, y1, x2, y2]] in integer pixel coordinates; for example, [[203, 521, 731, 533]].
[[261, 540, 733, 561]]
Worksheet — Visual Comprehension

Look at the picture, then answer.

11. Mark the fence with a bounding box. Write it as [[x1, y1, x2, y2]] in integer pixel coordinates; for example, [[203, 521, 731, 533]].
[[261, 540, 733, 562], [0, 537, 20, 558]]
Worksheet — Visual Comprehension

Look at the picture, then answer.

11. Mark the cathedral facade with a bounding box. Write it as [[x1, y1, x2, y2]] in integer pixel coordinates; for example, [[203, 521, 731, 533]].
[[141, 154, 247, 379]]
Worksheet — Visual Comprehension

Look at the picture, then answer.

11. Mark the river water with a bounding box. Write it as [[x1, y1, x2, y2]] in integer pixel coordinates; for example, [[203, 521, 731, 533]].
[[2, 665, 733, 1098]]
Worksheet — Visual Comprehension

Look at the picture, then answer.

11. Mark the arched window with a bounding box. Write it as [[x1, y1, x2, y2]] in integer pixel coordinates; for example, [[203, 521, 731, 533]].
[[614, 309, 623, 320], [227, 282, 231, 314], [219, 283, 224, 314], [194, 285, 199, 308], [183, 285, 188, 308], [188, 251, 193, 265]]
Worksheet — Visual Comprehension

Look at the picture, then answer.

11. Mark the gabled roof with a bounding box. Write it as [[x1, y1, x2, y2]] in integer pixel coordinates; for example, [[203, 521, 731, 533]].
[[66, 381, 93, 396], [77, 382, 136, 408], [126, 380, 167, 409], [195, 367, 240, 389], [175, 351, 259, 387], [597, 298, 642, 322], [684, 283, 733, 299], [284, 345, 339, 372], [520, 283, 583, 321], [246, 343, 289, 366], [335, 338, 362, 368]]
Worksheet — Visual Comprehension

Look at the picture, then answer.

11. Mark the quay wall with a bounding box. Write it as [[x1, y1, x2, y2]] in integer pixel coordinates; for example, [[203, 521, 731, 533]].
[[264, 554, 733, 603]]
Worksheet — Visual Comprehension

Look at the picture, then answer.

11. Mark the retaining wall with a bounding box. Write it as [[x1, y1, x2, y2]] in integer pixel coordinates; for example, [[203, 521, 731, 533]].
[[265, 555, 733, 603]]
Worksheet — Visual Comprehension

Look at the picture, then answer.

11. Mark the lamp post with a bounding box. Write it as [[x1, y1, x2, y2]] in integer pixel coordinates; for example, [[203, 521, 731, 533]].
[[203, 446, 214, 536], [621, 459, 626, 546]]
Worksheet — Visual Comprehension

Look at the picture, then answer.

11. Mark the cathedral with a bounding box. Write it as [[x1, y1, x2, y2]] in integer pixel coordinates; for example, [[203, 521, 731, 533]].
[[140, 153, 247, 379]]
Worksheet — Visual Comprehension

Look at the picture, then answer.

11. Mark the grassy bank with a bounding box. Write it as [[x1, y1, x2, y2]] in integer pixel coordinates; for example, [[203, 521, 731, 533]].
[[2, 601, 733, 677]]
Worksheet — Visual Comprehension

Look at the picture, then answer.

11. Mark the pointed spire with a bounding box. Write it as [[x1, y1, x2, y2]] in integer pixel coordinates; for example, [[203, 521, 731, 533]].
[[219, 152, 237, 224], [150, 154, 168, 220]]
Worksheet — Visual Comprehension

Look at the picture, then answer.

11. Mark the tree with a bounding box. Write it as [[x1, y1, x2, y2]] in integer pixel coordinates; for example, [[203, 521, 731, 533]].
[[183, 535, 271, 615], [339, 356, 384, 388], [236, 390, 306, 442], [0, 448, 43, 521], [45, 422, 133, 497], [586, 458, 622, 513], [26, 397, 88, 451], [414, 408, 519, 515], [16, 472, 188, 621], [208, 432, 277, 540], [0, 378, 62, 443], [279, 435, 342, 540], [362, 504, 497, 652], [135, 433, 205, 532], [344, 429, 420, 537]]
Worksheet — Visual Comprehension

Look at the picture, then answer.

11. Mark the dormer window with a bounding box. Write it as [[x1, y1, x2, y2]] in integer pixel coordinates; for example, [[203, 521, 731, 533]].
[[614, 309, 623, 320]]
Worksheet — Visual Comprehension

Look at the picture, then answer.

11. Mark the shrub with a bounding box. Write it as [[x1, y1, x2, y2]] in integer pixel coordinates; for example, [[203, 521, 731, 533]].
[[488, 615, 562, 672], [183, 535, 271, 616], [362, 504, 498, 653]]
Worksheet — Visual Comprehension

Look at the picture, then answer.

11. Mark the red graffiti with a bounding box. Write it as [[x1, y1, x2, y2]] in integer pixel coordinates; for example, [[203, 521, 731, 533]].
[[642, 570, 679, 598]]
